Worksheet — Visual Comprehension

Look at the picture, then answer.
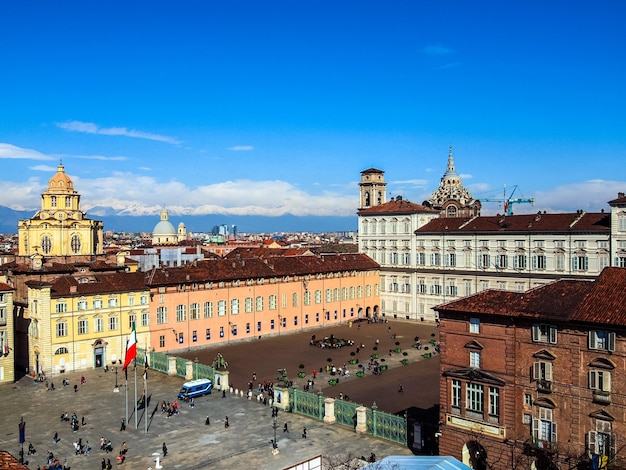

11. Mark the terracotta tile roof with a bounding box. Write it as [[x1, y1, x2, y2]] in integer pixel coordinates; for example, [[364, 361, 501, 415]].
[[418, 211, 610, 234], [437, 268, 626, 326], [224, 247, 313, 259], [0, 282, 13, 291], [0, 451, 29, 469], [49, 271, 149, 297], [147, 253, 379, 287], [571, 267, 626, 325], [358, 196, 437, 215], [608, 192, 626, 204], [360, 168, 384, 174]]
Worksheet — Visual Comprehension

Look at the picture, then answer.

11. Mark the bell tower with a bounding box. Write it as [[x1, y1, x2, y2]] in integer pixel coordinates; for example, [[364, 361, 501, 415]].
[[359, 168, 387, 210]]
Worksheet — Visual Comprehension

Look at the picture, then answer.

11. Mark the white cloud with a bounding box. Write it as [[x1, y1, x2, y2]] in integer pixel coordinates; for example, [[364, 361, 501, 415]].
[[228, 146, 254, 151], [66, 173, 358, 217], [30, 164, 58, 172], [0, 143, 53, 160], [56, 120, 182, 145], [423, 44, 454, 56]]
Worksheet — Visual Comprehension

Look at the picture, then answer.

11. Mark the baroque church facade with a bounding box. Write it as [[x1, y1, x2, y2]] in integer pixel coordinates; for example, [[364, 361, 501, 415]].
[[18, 163, 104, 259]]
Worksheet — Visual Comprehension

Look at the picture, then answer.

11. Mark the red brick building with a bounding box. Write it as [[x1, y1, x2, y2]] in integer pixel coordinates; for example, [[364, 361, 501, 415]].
[[435, 267, 626, 470]]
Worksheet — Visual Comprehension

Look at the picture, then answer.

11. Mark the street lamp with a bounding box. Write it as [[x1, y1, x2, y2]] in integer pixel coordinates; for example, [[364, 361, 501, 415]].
[[114, 366, 119, 390], [194, 357, 199, 379], [271, 415, 279, 455], [277, 315, 282, 336]]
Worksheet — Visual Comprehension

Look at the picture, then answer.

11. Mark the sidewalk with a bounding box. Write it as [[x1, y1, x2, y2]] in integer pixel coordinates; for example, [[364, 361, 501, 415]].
[[0, 365, 413, 470]]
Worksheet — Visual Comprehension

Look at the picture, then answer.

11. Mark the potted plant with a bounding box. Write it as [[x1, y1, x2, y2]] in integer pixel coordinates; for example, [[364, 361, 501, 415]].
[[401, 359, 409, 365], [298, 364, 306, 378]]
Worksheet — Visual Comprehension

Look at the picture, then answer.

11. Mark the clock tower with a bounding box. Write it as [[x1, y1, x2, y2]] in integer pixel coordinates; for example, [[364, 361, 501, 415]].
[[18, 163, 104, 257]]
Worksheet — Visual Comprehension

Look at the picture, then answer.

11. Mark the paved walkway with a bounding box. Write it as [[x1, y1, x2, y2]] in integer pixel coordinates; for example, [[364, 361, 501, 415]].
[[0, 320, 438, 469]]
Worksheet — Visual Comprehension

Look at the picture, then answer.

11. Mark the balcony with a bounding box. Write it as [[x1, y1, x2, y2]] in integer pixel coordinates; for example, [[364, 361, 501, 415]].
[[593, 390, 611, 405], [537, 379, 552, 393]]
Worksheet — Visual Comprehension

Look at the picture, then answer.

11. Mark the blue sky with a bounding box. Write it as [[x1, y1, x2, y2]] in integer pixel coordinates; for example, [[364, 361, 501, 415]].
[[1, 1, 625, 220]]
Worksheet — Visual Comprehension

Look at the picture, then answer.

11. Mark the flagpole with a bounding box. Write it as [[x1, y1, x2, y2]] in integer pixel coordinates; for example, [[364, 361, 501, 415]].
[[125, 367, 128, 425], [134, 359, 138, 429], [144, 342, 149, 433]]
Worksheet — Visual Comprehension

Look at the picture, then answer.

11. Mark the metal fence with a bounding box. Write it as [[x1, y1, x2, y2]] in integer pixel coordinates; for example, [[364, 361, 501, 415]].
[[136, 349, 406, 447]]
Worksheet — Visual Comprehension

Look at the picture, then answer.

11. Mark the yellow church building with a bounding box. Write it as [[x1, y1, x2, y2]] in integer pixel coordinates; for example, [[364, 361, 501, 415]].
[[18, 163, 104, 258]]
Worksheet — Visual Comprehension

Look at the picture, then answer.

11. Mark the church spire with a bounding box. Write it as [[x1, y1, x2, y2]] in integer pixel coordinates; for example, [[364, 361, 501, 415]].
[[443, 146, 458, 178]]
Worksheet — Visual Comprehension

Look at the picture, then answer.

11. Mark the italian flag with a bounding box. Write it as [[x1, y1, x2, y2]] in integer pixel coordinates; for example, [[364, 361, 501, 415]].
[[122, 322, 137, 371]]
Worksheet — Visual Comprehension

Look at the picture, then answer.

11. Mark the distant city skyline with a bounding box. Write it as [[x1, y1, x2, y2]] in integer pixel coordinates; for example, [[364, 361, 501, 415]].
[[1, 1, 625, 219]]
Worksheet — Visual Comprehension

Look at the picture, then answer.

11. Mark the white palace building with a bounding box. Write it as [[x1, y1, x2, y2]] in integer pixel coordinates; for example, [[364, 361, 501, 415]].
[[358, 148, 626, 322]]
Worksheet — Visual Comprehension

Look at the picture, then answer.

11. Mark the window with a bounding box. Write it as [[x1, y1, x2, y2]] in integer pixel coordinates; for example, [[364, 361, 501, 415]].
[[176, 305, 186, 322], [488, 387, 500, 419], [572, 255, 589, 271], [156, 307, 167, 324], [128, 296, 135, 307], [56, 321, 67, 337], [204, 302, 213, 318], [555, 254, 565, 271], [430, 253, 441, 266], [495, 254, 508, 269], [270, 319, 275, 330], [257, 321, 262, 332], [588, 421, 615, 458], [466, 383, 484, 414], [589, 331, 616, 351], [532, 324, 557, 344], [245, 297, 253, 313], [445, 281, 457, 296], [108, 297, 118, 308], [159, 335, 165, 348], [533, 361, 553, 384], [70, 235, 81, 253], [78, 318, 88, 334], [192, 330, 197, 342], [206, 328, 211, 340], [325, 289, 332, 302], [417, 253, 426, 266], [533, 407, 557, 443], [532, 255, 546, 270], [129, 314, 136, 329], [219, 327, 224, 338], [141, 312, 150, 327], [514, 255, 527, 270], [190, 303, 200, 320], [231, 299, 239, 315], [108, 316, 118, 331], [469, 318, 480, 334], [255, 296, 264, 312], [451, 380, 461, 412], [315, 290, 322, 304], [41, 235, 52, 254], [304, 291, 311, 306], [77, 300, 87, 311], [479, 254, 490, 269], [430, 281, 442, 295], [292, 292, 298, 307], [95, 317, 103, 333], [269, 295, 277, 310], [469, 351, 481, 368], [218, 300, 227, 316], [589, 370, 611, 392], [140, 295, 148, 305], [56, 301, 67, 313]]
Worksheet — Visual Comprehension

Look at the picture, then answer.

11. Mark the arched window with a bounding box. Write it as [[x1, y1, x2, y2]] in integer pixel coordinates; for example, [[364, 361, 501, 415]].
[[71, 235, 81, 253], [41, 235, 52, 254], [447, 206, 458, 218], [55, 347, 69, 355]]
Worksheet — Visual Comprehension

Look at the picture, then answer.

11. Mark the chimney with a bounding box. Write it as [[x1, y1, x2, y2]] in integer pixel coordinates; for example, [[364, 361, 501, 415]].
[[619, 192, 625, 198]]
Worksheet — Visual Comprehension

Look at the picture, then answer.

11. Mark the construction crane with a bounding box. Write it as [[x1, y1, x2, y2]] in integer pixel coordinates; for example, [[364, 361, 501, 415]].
[[481, 185, 535, 216]]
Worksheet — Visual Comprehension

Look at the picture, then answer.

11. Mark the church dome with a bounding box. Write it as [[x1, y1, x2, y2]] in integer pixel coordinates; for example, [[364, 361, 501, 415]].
[[48, 163, 74, 191], [153, 210, 177, 235]]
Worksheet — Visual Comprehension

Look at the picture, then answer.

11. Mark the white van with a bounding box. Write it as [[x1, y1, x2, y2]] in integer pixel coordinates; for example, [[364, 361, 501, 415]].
[[178, 378, 213, 400]]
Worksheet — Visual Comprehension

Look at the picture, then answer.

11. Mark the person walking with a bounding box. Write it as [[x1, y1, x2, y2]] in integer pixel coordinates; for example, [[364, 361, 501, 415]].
[[162, 442, 168, 457], [120, 417, 126, 431], [398, 384, 404, 393], [283, 422, 288, 433], [302, 427, 307, 439], [205, 415, 210, 425], [224, 416, 229, 428]]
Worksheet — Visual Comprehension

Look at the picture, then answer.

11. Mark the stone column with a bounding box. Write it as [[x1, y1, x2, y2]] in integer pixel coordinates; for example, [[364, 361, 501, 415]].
[[185, 360, 194, 380], [355, 406, 367, 433], [323, 398, 336, 424], [214, 370, 229, 391], [168, 356, 177, 376], [273, 386, 290, 411]]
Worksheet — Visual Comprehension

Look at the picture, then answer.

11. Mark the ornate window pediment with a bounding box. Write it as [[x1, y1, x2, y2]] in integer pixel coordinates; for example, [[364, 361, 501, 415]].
[[589, 357, 615, 370], [464, 340, 484, 350], [589, 409, 614, 421], [533, 349, 556, 360], [442, 367, 505, 386], [533, 397, 556, 409]]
